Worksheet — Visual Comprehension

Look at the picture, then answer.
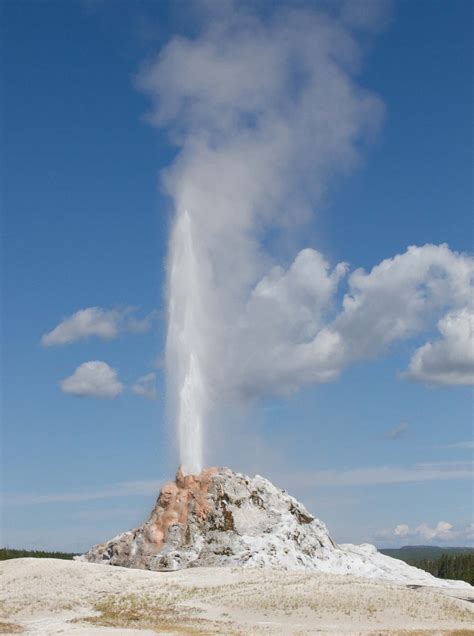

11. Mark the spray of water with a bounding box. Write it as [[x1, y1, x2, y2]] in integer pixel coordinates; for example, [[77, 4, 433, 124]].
[[166, 210, 209, 473], [141, 4, 385, 474], [137, 3, 473, 473]]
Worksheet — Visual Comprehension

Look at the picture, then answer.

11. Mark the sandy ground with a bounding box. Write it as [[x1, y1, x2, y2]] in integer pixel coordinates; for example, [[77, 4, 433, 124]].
[[0, 558, 473, 635]]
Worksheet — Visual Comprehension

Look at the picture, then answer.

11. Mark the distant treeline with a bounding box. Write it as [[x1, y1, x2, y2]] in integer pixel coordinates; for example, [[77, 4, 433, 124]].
[[380, 545, 474, 562], [380, 546, 474, 585], [0, 548, 78, 561], [407, 553, 474, 585]]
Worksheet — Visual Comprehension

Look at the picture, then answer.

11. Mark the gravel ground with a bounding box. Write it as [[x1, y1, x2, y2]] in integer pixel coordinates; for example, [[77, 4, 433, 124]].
[[1, 558, 473, 635]]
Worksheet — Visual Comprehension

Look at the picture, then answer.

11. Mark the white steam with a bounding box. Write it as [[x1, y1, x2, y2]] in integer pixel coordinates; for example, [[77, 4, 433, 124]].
[[137, 4, 473, 473]]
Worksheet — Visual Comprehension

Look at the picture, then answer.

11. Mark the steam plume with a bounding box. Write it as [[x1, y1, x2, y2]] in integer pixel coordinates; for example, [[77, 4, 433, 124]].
[[137, 4, 473, 473]]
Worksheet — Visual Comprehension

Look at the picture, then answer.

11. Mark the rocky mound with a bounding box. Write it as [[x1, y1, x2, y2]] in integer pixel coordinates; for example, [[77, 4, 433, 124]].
[[80, 467, 470, 588]]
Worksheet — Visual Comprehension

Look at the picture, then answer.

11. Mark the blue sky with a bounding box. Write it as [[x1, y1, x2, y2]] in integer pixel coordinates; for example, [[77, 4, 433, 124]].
[[1, 0, 472, 552]]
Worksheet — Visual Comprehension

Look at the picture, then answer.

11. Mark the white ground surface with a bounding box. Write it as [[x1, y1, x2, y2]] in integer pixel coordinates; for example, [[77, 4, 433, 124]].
[[1, 558, 473, 635]]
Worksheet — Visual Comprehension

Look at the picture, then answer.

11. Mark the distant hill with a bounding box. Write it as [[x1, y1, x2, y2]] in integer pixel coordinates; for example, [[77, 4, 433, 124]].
[[0, 548, 77, 561], [380, 545, 474, 562]]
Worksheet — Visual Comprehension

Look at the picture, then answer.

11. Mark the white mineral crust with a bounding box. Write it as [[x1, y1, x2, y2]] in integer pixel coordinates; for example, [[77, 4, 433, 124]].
[[80, 467, 470, 589]]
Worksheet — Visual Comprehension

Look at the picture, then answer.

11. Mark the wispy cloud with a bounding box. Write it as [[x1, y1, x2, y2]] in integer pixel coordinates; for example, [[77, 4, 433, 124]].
[[69, 507, 147, 522], [340, 0, 394, 33], [441, 440, 474, 450], [385, 421, 408, 440], [132, 372, 157, 400], [3, 480, 162, 506], [5, 461, 472, 507], [282, 461, 472, 488]]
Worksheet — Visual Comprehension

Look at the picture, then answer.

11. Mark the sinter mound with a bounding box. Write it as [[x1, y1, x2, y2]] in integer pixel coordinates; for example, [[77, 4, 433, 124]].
[[79, 467, 469, 588]]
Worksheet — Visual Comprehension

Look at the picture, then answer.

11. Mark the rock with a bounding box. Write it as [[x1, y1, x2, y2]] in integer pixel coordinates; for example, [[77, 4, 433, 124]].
[[78, 467, 470, 589]]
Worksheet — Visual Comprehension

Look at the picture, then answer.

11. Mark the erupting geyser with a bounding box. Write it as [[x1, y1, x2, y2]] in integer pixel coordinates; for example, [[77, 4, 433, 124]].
[[166, 210, 209, 474], [149, 2, 388, 475], [140, 3, 473, 481]]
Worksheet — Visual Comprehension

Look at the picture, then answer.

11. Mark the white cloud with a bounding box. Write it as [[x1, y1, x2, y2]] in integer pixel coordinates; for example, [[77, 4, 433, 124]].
[[415, 521, 453, 541], [132, 372, 157, 400], [335, 244, 473, 362], [125, 309, 160, 334], [394, 523, 410, 537], [41, 306, 155, 346], [61, 361, 124, 398], [387, 521, 474, 544], [282, 461, 472, 488], [222, 243, 474, 401], [404, 309, 474, 386], [385, 422, 408, 440]]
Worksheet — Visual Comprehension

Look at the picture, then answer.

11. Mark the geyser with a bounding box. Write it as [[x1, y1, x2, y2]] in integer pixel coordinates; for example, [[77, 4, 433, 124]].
[[166, 209, 209, 474], [142, 4, 473, 473], [153, 5, 385, 473]]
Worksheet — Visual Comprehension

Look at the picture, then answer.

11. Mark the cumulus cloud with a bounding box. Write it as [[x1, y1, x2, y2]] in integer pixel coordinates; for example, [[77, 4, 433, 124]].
[[333, 243, 473, 366], [391, 521, 474, 544], [394, 523, 410, 537], [385, 422, 408, 440], [415, 521, 454, 541], [41, 307, 155, 346], [225, 243, 473, 400], [404, 309, 474, 386], [132, 372, 157, 400], [60, 361, 124, 398]]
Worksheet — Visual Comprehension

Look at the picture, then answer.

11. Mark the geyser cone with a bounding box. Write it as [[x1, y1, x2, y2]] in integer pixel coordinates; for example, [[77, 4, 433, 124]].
[[81, 466, 335, 571], [79, 468, 469, 588]]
